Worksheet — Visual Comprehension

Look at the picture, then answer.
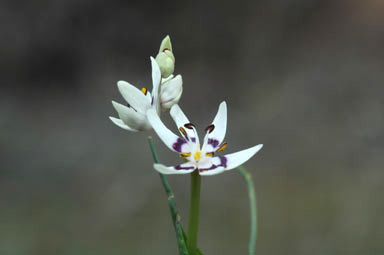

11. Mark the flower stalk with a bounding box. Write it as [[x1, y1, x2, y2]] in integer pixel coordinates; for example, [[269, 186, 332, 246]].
[[187, 170, 201, 255], [147, 137, 189, 255]]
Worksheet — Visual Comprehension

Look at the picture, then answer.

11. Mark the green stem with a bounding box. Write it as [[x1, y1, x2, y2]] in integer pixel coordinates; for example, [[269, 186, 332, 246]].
[[187, 170, 201, 255], [237, 166, 257, 255], [147, 137, 189, 255]]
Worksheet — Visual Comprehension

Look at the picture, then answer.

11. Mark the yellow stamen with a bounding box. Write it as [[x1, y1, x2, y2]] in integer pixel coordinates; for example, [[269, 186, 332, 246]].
[[180, 152, 191, 158], [194, 151, 202, 161], [141, 87, 147, 95], [217, 142, 228, 152], [205, 152, 214, 157], [179, 127, 187, 137]]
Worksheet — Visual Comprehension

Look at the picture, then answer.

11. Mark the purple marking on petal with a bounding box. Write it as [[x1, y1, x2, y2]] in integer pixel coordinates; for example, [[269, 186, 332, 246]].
[[219, 155, 228, 168], [191, 137, 196, 143], [172, 138, 186, 153], [151, 96, 154, 106], [175, 164, 195, 170], [208, 138, 219, 148], [199, 156, 227, 172]]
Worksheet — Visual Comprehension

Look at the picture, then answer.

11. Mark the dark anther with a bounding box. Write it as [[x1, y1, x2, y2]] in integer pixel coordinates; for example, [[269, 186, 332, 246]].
[[163, 48, 169, 52], [205, 124, 215, 133], [126, 103, 137, 112], [184, 123, 195, 129]]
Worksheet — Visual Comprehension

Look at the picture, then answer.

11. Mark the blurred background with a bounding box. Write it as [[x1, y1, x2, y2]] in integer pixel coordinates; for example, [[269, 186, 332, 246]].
[[1, 0, 384, 254]]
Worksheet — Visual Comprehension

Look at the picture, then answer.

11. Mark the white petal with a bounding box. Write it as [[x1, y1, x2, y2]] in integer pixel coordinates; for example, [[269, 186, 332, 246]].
[[109, 116, 138, 132], [112, 101, 151, 131], [222, 144, 263, 171], [153, 162, 196, 175], [170, 104, 191, 136], [199, 144, 263, 175], [197, 157, 226, 176], [162, 90, 182, 109], [170, 103, 189, 127], [202, 101, 227, 152], [170, 104, 200, 145], [150, 57, 162, 113], [117, 81, 150, 114], [161, 74, 174, 84], [161, 75, 183, 109], [147, 108, 190, 153]]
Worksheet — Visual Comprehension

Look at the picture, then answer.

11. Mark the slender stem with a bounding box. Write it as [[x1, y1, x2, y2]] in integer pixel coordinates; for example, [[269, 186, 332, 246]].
[[187, 170, 201, 255], [237, 166, 257, 255], [148, 137, 189, 255]]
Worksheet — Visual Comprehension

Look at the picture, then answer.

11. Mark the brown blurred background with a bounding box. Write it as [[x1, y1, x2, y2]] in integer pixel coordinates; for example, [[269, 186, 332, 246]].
[[1, 0, 384, 254]]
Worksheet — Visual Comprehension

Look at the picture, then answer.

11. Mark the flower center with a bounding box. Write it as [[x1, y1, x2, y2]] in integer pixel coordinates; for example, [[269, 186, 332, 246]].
[[194, 150, 202, 162]]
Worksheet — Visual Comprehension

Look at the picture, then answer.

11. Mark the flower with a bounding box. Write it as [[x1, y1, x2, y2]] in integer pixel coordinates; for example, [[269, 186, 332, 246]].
[[147, 102, 263, 175], [156, 35, 182, 109], [109, 57, 161, 131], [160, 74, 183, 110], [155, 35, 175, 78]]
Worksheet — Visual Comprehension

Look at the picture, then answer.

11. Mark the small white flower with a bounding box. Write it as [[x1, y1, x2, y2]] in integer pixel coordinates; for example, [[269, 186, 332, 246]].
[[160, 74, 183, 110], [147, 102, 263, 175], [109, 57, 161, 131]]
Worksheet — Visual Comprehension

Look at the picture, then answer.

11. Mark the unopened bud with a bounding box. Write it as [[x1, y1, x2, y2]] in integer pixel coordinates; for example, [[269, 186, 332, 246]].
[[155, 35, 175, 78], [159, 35, 172, 52]]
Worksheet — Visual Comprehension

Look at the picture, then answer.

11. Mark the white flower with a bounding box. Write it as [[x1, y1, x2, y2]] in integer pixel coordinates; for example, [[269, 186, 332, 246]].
[[147, 102, 263, 175], [109, 57, 161, 131], [160, 74, 183, 109]]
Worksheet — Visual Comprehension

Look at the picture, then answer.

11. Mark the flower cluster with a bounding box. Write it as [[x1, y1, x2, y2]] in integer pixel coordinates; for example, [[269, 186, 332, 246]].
[[110, 36, 182, 131], [110, 36, 262, 175]]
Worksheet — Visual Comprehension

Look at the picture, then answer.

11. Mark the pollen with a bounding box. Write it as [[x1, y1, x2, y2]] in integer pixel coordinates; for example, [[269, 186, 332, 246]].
[[217, 142, 228, 152], [179, 127, 188, 137], [194, 151, 202, 161], [205, 152, 214, 157], [141, 87, 148, 95], [180, 152, 191, 158]]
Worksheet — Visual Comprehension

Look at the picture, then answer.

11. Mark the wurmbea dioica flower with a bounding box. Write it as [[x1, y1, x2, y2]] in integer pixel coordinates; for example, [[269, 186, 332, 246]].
[[109, 57, 161, 131], [156, 35, 183, 110], [109, 36, 183, 131], [147, 102, 263, 175]]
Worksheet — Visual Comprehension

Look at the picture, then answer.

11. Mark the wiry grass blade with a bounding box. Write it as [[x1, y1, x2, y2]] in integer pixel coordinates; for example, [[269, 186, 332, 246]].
[[237, 166, 258, 255]]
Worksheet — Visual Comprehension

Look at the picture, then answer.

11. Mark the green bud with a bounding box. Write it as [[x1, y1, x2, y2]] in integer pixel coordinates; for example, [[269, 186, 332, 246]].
[[156, 35, 175, 78], [156, 52, 175, 78], [159, 35, 172, 53], [164, 49, 175, 62]]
